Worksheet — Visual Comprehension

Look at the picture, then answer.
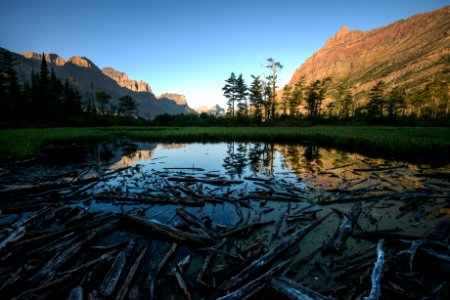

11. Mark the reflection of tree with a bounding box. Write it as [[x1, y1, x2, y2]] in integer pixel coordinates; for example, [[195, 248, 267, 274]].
[[121, 142, 139, 159], [246, 142, 275, 177], [303, 146, 323, 174], [222, 142, 248, 178], [277, 145, 323, 175]]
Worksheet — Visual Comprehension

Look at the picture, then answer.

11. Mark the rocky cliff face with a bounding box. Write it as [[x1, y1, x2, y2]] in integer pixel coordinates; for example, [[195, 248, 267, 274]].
[[3, 49, 192, 119], [102, 67, 152, 93], [157, 93, 188, 106], [289, 6, 450, 94]]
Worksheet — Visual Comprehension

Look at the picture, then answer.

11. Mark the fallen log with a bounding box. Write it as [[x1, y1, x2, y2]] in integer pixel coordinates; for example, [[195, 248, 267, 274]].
[[270, 276, 333, 300], [197, 251, 214, 287], [220, 220, 275, 238], [218, 213, 331, 295], [0, 226, 25, 251], [323, 202, 362, 254], [100, 240, 136, 297], [67, 286, 83, 300], [122, 214, 216, 247], [156, 242, 178, 277], [116, 240, 151, 300], [364, 239, 385, 300], [177, 208, 218, 239], [216, 259, 291, 300]]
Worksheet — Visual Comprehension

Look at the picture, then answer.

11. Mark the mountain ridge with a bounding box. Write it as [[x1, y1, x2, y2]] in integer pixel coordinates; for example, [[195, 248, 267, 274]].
[[1, 48, 193, 119], [288, 6, 450, 96]]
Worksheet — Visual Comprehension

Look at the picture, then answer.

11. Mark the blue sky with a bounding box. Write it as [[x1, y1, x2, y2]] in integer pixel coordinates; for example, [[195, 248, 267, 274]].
[[1, 0, 448, 108]]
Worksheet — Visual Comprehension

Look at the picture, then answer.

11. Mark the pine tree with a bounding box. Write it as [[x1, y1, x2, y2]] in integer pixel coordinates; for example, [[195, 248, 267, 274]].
[[305, 78, 331, 117], [281, 85, 292, 116], [366, 81, 386, 118], [222, 72, 237, 117], [0, 51, 21, 122], [289, 78, 305, 116], [119, 95, 137, 116], [96, 90, 112, 114], [249, 75, 263, 122], [236, 74, 248, 115]]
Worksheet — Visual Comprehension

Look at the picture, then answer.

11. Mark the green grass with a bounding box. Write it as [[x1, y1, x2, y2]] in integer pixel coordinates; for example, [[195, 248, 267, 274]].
[[1, 126, 450, 160]]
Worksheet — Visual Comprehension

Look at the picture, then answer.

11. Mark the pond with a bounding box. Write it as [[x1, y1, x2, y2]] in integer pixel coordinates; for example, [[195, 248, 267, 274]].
[[0, 140, 449, 299]]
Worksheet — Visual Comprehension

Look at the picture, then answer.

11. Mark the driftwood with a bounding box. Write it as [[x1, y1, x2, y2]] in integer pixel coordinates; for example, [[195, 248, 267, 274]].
[[99, 240, 135, 297], [116, 241, 150, 300], [67, 286, 83, 300], [220, 220, 275, 238], [216, 259, 291, 300], [270, 276, 333, 300], [364, 239, 385, 300], [0, 226, 25, 251], [171, 255, 193, 300], [122, 214, 216, 247], [218, 213, 331, 295], [323, 202, 362, 254], [156, 242, 178, 277], [177, 208, 218, 239], [197, 251, 213, 287]]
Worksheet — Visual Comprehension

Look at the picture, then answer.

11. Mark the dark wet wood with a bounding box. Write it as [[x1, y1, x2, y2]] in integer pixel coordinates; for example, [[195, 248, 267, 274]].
[[122, 214, 216, 247], [270, 276, 333, 300]]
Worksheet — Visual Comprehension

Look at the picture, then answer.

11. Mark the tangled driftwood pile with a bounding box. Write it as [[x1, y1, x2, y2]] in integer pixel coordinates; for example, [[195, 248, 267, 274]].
[[0, 157, 449, 299]]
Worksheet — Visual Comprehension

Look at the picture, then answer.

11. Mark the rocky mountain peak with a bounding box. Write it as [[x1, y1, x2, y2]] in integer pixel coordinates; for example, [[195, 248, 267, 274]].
[[157, 93, 187, 106], [102, 67, 152, 93], [68, 56, 95, 68], [288, 5, 450, 95], [324, 25, 351, 47]]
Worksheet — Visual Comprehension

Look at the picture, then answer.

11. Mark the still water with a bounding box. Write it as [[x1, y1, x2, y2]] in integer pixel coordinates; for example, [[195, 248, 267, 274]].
[[1, 140, 449, 299]]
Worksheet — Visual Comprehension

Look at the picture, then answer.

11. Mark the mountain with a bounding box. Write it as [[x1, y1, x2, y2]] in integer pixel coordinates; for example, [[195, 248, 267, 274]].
[[1, 48, 193, 119], [194, 104, 226, 115], [288, 6, 450, 96]]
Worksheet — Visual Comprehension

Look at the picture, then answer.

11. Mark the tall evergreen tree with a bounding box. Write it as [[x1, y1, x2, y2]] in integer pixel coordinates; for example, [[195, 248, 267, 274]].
[[0, 51, 21, 121], [222, 72, 237, 117], [118, 95, 137, 116], [305, 78, 331, 117], [96, 90, 112, 114], [289, 78, 305, 116], [281, 84, 292, 116], [235, 74, 248, 115], [386, 86, 407, 117], [249, 75, 263, 122], [366, 81, 386, 118]]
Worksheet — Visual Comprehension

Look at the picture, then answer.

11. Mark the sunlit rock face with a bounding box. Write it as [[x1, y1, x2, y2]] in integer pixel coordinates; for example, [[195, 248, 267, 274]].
[[288, 6, 450, 94], [157, 93, 188, 106], [102, 67, 152, 93]]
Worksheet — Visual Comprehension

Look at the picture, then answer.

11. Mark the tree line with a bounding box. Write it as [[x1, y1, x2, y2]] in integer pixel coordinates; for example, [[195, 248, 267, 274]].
[[222, 58, 334, 124], [223, 57, 449, 124], [0, 52, 138, 127]]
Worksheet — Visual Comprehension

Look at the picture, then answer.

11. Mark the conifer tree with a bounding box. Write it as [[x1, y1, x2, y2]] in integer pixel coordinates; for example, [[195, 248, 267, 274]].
[[236, 74, 248, 115], [222, 72, 237, 117], [249, 75, 263, 122]]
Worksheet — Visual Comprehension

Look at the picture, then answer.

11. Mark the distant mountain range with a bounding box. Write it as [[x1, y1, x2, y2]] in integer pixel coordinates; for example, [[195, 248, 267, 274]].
[[194, 104, 226, 115], [288, 5, 449, 97], [0, 48, 193, 119]]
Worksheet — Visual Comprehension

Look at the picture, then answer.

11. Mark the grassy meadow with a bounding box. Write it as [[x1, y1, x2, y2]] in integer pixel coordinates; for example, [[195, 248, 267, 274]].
[[1, 126, 450, 160]]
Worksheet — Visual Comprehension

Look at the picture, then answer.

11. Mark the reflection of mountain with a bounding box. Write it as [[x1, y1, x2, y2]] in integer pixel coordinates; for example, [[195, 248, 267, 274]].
[[98, 142, 158, 169], [111, 149, 156, 169]]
